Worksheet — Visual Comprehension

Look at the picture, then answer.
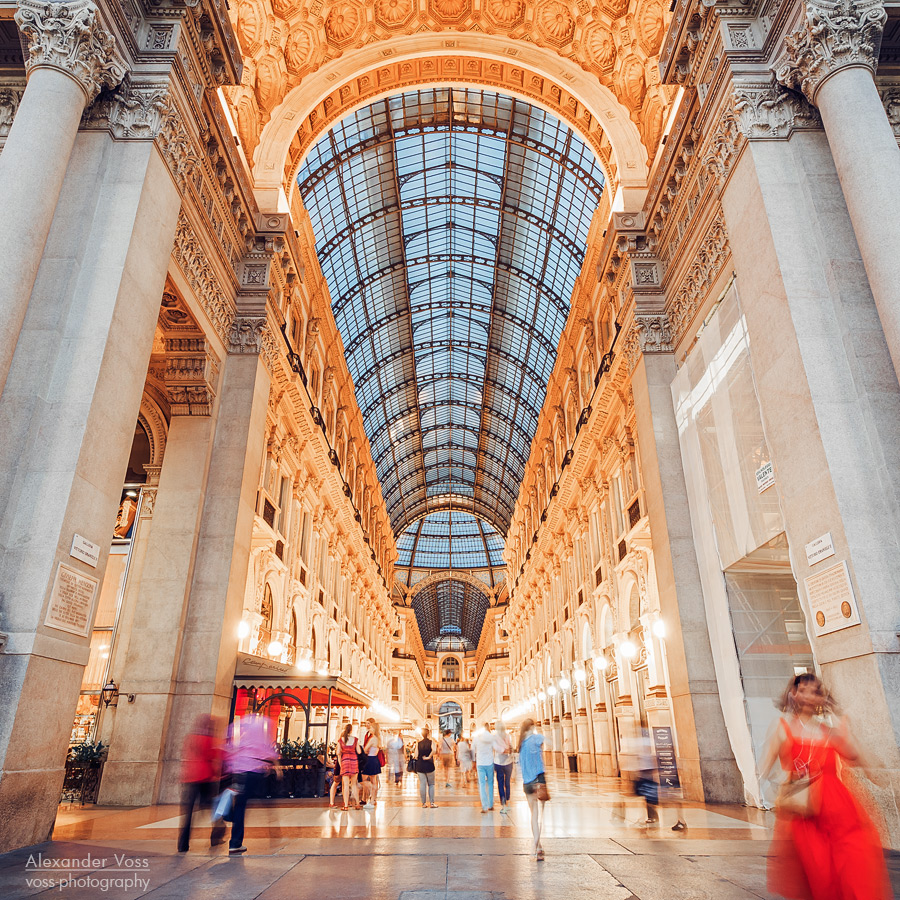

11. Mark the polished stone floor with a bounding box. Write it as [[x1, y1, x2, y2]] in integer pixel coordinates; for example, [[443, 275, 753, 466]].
[[1, 771, 897, 899]]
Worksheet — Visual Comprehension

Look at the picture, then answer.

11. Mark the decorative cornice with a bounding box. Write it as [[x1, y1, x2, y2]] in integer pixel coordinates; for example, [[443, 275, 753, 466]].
[[733, 78, 822, 139], [778, 0, 888, 103], [164, 336, 219, 416], [15, 0, 126, 104]]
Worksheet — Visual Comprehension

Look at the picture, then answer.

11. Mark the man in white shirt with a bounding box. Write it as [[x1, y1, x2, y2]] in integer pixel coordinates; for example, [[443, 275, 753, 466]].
[[473, 723, 496, 812]]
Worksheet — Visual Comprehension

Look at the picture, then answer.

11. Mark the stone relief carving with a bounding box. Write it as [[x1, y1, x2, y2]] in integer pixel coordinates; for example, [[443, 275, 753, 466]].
[[634, 314, 674, 352], [536, 1, 576, 46], [733, 79, 822, 139], [229, 315, 267, 353], [879, 84, 900, 139], [172, 212, 235, 345], [668, 210, 730, 341], [0, 86, 24, 141], [81, 80, 171, 137], [15, 0, 126, 103], [165, 337, 220, 416], [778, 0, 888, 102], [702, 107, 744, 184]]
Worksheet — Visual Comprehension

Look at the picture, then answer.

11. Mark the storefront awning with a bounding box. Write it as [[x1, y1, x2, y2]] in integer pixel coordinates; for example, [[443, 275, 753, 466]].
[[233, 653, 372, 708]]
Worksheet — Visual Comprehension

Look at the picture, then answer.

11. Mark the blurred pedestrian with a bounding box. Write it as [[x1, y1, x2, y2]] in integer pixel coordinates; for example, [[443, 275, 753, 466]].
[[362, 717, 383, 806], [762, 673, 890, 900], [225, 714, 277, 855], [177, 714, 224, 852], [387, 731, 404, 785], [493, 720, 514, 814], [457, 734, 474, 785], [518, 718, 548, 861], [632, 729, 659, 825], [438, 730, 457, 787], [328, 742, 341, 808], [474, 723, 496, 812], [338, 723, 361, 811], [416, 725, 437, 807]]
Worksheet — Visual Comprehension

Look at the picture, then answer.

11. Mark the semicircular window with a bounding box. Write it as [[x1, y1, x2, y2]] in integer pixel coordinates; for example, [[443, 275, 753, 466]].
[[297, 87, 605, 540]]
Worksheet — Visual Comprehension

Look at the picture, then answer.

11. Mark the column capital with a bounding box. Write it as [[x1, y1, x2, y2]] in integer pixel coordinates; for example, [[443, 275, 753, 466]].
[[733, 78, 822, 140], [164, 336, 220, 416], [778, 0, 888, 103], [15, 0, 126, 104]]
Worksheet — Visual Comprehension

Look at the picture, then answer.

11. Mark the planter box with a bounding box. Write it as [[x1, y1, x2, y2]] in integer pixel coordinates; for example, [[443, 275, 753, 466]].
[[269, 759, 326, 799], [61, 761, 104, 805]]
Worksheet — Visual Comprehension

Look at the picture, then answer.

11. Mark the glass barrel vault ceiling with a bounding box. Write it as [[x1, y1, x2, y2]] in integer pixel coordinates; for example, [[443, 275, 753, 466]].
[[412, 578, 492, 652], [297, 88, 605, 542]]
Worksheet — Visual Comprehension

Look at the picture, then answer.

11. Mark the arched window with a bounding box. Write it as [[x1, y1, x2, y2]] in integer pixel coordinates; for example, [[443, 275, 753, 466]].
[[441, 656, 460, 683]]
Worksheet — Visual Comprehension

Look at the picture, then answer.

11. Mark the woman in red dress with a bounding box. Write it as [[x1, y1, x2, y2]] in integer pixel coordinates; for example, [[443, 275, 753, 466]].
[[762, 674, 890, 900]]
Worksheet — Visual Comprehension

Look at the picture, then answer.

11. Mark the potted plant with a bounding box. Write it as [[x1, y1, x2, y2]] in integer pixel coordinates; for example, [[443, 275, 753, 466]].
[[62, 741, 108, 804]]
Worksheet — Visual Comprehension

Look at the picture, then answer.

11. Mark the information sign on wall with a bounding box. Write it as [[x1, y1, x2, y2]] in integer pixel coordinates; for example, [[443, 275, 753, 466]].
[[755, 461, 775, 493], [45, 562, 99, 637], [652, 726, 681, 789], [804, 560, 860, 636], [804, 532, 835, 567], [69, 533, 101, 568]]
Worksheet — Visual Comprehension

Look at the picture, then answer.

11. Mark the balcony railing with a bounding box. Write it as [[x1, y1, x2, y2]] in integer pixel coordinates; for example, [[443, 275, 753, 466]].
[[428, 683, 476, 692]]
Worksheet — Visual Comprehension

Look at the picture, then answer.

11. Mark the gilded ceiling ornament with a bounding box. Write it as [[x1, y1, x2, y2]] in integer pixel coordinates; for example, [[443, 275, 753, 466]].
[[374, 0, 415, 27], [537, 1, 576, 45], [324, 1, 363, 45], [638, 1, 664, 54], [586, 23, 616, 72], [236, 0, 263, 55], [485, 0, 526, 28], [428, 0, 471, 21], [599, 0, 630, 18], [285, 26, 315, 74]]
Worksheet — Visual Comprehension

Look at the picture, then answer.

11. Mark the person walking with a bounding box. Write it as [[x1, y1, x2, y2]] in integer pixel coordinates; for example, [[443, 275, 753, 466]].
[[493, 720, 514, 814], [762, 673, 890, 900], [387, 731, 404, 786], [362, 718, 383, 806], [457, 734, 474, 786], [338, 723, 361, 811], [518, 718, 548, 861], [225, 713, 277, 856], [177, 714, 224, 852], [438, 730, 457, 788], [416, 725, 437, 808], [473, 722, 496, 812]]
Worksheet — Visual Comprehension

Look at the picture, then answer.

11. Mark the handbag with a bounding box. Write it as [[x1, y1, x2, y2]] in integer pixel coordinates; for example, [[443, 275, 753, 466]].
[[377, 748, 386, 767], [211, 787, 236, 823], [407, 757, 417, 773], [775, 772, 822, 817], [535, 781, 550, 802]]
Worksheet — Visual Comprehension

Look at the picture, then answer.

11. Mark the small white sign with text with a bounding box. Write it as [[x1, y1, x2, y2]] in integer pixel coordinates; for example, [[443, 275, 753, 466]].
[[805, 532, 835, 567], [755, 461, 775, 493], [70, 533, 101, 568]]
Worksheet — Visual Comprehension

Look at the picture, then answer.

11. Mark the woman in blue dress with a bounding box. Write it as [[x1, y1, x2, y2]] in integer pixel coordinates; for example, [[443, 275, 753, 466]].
[[517, 718, 548, 860]]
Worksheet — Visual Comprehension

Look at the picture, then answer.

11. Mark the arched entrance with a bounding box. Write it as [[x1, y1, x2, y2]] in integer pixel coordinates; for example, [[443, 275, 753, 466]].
[[438, 700, 463, 738]]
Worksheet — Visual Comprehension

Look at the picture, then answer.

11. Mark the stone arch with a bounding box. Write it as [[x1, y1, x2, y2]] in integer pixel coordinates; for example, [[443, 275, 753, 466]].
[[252, 33, 649, 212], [599, 602, 616, 649], [138, 394, 168, 470]]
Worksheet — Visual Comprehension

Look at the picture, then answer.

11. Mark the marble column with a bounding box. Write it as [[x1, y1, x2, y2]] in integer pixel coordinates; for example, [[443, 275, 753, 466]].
[[99, 341, 221, 806], [0, 129, 180, 851], [0, 0, 124, 398], [631, 340, 744, 803], [778, 0, 900, 381], [719, 117, 900, 841], [156, 321, 271, 801]]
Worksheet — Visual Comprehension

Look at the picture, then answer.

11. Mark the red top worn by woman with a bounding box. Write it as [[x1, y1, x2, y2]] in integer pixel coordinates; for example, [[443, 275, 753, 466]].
[[181, 732, 223, 784], [768, 721, 890, 900]]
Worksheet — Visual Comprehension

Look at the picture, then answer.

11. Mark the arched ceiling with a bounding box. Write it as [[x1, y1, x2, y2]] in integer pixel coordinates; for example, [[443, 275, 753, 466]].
[[297, 87, 605, 537], [412, 576, 492, 652], [227, 0, 673, 201]]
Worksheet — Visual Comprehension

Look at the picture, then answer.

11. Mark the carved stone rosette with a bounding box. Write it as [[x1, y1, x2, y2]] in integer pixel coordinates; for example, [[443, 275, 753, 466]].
[[778, 0, 888, 103], [15, 0, 126, 104]]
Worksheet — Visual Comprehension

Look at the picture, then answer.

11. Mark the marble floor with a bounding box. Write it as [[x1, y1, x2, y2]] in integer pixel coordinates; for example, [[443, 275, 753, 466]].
[[1, 771, 897, 899]]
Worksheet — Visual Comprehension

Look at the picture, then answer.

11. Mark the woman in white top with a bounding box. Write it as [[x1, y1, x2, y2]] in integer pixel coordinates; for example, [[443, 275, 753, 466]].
[[361, 718, 383, 806], [387, 732, 405, 785], [456, 736, 474, 785], [438, 730, 457, 788], [493, 720, 514, 813]]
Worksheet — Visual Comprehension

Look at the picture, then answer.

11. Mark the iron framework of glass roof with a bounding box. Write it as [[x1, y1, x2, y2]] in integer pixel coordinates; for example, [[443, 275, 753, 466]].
[[411, 577, 492, 652], [396, 510, 504, 572], [297, 88, 605, 541]]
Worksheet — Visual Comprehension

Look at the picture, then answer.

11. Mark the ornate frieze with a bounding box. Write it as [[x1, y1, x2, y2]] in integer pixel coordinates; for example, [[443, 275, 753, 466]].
[[172, 212, 234, 345], [733, 79, 822, 138], [778, 0, 888, 102], [228, 314, 267, 353], [702, 107, 744, 184], [15, 0, 126, 103], [668, 210, 730, 342]]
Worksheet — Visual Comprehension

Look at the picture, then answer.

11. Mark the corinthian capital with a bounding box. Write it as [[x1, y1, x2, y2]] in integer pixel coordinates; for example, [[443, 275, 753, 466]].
[[778, 0, 888, 103], [15, 0, 126, 104]]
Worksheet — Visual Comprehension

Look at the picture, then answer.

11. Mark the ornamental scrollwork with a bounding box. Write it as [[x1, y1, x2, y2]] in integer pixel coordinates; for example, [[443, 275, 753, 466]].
[[15, 0, 126, 104], [732, 80, 822, 140], [778, 0, 888, 103]]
